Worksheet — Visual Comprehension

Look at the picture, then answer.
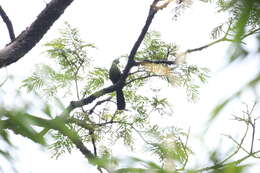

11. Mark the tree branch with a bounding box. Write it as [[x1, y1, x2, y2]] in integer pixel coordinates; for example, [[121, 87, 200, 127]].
[[126, 74, 162, 86], [88, 97, 112, 115], [0, 0, 74, 68], [0, 68, 8, 87], [0, 6, 15, 42], [66, 84, 117, 114], [66, 117, 95, 131], [122, 0, 160, 79], [194, 102, 260, 172], [136, 59, 175, 66], [195, 150, 260, 172], [186, 22, 233, 54], [186, 37, 226, 54], [186, 26, 260, 54], [242, 27, 260, 39]]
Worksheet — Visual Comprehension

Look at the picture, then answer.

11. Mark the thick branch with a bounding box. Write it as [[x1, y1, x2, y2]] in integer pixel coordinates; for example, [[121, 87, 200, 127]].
[[122, 0, 160, 78], [0, 6, 15, 41], [66, 84, 117, 114], [0, 0, 74, 68]]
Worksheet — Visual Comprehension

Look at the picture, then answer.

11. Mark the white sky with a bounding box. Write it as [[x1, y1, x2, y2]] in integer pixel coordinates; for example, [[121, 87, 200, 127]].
[[0, 0, 259, 173]]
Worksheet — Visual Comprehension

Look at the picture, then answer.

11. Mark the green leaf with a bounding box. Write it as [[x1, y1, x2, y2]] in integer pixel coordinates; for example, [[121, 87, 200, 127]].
[[210, 99, 230, 122], [84, 67, 108, 93], [0, 130, 12, 146], [2, 110, 46, 145], [0, 149, 11, 160], [248, 72, 260, 87], [233, 0, 253, 42], [42, 104, 53, 118], [21, 74, 44, 92]]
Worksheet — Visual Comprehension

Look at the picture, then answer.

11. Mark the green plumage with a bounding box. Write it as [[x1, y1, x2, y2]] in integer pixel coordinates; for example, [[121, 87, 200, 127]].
[[109, 59, 125, 110]]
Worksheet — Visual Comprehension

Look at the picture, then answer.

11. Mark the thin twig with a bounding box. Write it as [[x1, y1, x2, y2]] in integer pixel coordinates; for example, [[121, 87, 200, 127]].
[[126, 74, 162, 86], [136, 59, 175, 66], [195, 150, 260, 172], [175, 128, 191, 171], [186, 37, 226, 54], [186, 26, 260, 54], [241, 27, 260, 40], [128, 69, 146, 76], [223, 134, 250, 157], [74, 59, 85, 101], [250, 120, 256, 153], [181, 127, 191, 169], [186, 20, 233, 54], [0, 68, 8, 87], [245, 102, 257, 154], [94, 119, 151, 145], [129, 124, 151, 145], [89, 97, 112, 115], [220, 103, 257, 164], [60, 51, 82, 101], [0, 6, 15, 41], [90, 131, 97, 156]]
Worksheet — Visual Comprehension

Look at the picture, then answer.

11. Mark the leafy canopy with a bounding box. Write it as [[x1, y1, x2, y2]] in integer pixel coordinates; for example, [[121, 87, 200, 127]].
[[20, 22, 208, 170]]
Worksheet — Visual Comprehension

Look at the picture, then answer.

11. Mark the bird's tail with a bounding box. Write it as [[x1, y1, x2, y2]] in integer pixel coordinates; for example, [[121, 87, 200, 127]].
[[116, 89, 125, 110]]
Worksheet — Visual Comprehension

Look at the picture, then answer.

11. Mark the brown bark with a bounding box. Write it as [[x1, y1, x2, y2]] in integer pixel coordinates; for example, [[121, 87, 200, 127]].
[[0, 0, 74, 68]]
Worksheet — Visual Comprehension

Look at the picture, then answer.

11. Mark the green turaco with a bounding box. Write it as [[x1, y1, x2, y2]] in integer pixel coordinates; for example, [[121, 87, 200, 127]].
[[109, 59, 125, 110]]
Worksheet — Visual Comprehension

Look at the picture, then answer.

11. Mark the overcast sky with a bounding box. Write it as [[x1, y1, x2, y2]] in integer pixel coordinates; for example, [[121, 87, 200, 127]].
[[0, 0, 259, 173]]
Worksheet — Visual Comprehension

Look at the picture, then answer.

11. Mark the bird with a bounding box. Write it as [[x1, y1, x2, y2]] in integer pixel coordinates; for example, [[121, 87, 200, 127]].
[[109, 59, 125, 110]]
